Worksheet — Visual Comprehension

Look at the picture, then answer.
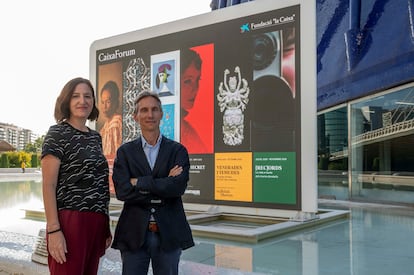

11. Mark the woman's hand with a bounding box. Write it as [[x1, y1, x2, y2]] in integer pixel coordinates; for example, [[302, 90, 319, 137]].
[[48, 230, 67, 264], [105, 234, 113, 249]]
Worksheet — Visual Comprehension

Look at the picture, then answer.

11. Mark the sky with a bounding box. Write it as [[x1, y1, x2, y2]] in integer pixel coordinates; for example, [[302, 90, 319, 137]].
[[0, 0, 211, 136]]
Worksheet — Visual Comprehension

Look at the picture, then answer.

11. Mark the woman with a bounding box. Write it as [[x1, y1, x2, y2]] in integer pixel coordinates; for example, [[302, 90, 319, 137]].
[[41, 77, 112, 274], [180, 48, 208, 153]]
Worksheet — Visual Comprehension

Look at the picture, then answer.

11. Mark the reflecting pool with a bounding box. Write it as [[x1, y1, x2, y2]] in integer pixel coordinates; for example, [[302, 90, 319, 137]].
[[1, 180, 414, 274], [0, 180, 44, 235]]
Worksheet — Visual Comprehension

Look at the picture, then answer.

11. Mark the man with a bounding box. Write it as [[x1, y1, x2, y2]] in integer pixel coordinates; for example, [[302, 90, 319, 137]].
[[111, 91, 194, 275]]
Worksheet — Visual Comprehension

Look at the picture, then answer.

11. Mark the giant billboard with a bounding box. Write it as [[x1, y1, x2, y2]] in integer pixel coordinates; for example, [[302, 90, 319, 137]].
[[90, 0, 316, 212]]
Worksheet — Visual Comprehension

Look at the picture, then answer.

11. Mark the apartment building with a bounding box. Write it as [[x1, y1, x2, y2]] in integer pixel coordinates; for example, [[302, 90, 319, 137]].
[[0, 122, 36, 151]]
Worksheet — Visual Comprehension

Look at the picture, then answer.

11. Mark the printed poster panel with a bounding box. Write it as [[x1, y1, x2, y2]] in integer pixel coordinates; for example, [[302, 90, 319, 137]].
[[151, 51, 179, 97], [180, 44, 214, 154], [253, 152, 296, 204], [184, 154, 215, 203], [215, 152, 252, 202], [96, 62, 123, 195], [92, 2, 308, 209], [160, 104, 175, 140]]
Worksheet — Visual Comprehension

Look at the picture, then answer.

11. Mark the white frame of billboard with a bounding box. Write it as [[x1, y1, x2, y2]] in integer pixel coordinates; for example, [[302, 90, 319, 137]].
[[90, 0, 317, 218]]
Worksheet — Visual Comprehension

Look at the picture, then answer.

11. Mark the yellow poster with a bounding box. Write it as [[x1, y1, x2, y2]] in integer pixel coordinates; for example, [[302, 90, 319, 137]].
[[215, 152, 252, 201]]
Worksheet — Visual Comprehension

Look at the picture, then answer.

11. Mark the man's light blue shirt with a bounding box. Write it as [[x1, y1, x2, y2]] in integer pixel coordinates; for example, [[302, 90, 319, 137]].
[[141, 134, 162, 170]]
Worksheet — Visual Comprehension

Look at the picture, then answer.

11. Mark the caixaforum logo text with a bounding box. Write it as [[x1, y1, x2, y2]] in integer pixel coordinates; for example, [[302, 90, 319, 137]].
[[98, 48, 136, 62]]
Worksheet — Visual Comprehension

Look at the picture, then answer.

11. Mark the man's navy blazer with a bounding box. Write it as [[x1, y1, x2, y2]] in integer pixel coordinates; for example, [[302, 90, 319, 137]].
[[111, 136, 194, 252]]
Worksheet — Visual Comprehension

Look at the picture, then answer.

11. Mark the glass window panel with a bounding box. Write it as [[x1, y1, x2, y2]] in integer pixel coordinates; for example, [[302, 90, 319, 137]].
[[350, 85, 414, 203], [317, 106, 348, 200]]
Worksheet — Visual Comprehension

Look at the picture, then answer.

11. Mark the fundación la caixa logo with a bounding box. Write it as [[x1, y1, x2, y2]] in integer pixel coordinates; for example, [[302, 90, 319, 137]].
[[240, 23, 250, 33]]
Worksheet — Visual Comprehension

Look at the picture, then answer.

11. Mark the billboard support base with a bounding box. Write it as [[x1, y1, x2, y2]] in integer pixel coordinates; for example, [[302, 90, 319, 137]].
[[290, 211, 319, 222]]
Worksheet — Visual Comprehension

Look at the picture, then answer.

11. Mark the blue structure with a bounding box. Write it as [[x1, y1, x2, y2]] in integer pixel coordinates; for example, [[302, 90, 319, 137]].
[[316, 0, 414, 110]]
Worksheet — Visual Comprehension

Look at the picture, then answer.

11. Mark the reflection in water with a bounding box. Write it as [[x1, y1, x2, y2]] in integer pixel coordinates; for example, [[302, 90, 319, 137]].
[[0, 181, 43, 227], [182, 205, 414, 274], [0, 181, 43, 208], [1, 181, 414, 274]]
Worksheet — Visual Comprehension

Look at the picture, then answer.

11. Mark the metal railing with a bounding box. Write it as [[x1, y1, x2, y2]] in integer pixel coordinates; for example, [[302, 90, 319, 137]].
[[352, 119, 414, 145]]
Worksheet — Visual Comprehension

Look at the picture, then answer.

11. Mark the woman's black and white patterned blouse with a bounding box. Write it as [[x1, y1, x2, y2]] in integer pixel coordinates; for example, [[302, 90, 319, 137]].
[[42, 122, 110, 215]]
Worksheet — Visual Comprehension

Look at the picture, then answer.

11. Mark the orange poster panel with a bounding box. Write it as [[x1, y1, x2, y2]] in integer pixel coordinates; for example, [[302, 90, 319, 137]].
[[215, 152, 252, 202]]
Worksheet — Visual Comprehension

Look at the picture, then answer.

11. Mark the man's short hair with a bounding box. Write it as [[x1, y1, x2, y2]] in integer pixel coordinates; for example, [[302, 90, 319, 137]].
[[133, 90, 163, 115]]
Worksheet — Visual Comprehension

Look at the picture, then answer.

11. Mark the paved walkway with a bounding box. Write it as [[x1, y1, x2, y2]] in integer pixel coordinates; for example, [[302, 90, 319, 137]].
[[0, 228, 261, 275], [0, 231, 48, 275], [0, 169, 42, 182]]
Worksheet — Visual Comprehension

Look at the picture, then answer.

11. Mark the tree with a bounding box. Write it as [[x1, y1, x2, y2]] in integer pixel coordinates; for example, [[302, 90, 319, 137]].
[[31, 153, 40, 168], [24, 135, 44, 153], [0, 154, 9, 168], [24, 143, 37, 153]]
